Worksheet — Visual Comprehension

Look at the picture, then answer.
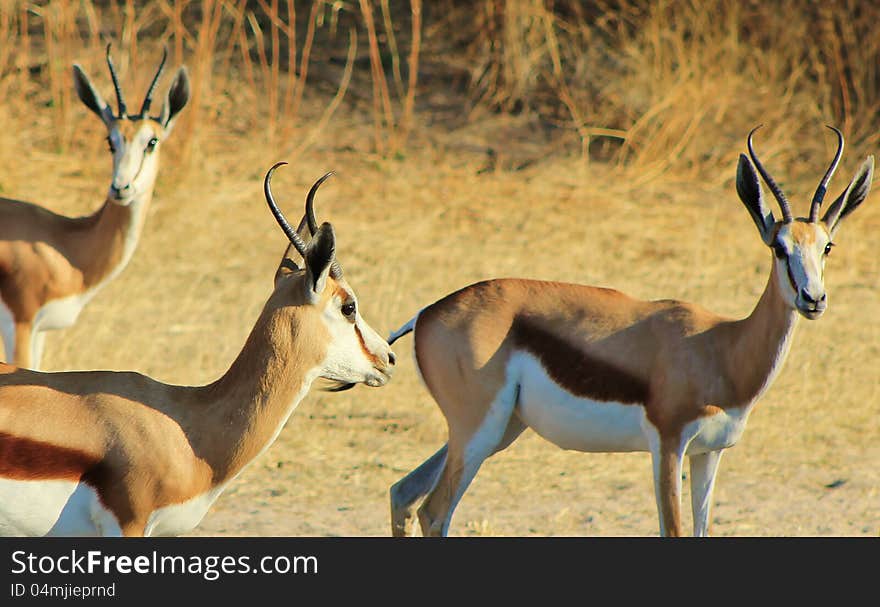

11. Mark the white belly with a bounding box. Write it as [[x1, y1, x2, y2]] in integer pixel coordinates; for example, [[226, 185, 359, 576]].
[[33, 292, 91, 331], [0, 478, 119, 536], [0, 290, 90, 364], [0, 478, 231, 537], [144, 486, 228, 537], [513, 353, 650, 453], [513, 353, 752, 455], [684, 406, 750, 454]]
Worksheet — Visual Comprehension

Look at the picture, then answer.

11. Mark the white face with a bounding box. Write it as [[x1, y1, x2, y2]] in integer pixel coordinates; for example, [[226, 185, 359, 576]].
[[106, 121, 164, 204], [318, 279, 395, 388], [771, 221, 834, 319]]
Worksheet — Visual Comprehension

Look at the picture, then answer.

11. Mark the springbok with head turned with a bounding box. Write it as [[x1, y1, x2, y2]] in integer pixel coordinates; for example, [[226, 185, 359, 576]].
[[0, 164, 395, 536], [388, 126, 873, 537], [0, 45, 189, 369]]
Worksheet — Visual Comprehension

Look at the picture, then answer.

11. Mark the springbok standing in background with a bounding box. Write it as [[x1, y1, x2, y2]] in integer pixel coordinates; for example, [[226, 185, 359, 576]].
[[388, 126, 873, 537], [0, 164, 395, 536], [0, 45, 189, 369]]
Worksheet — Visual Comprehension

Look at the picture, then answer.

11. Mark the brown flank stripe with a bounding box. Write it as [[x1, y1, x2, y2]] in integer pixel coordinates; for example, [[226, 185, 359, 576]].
[[511, 315, 649, 404], [0, 432, 100, 482]]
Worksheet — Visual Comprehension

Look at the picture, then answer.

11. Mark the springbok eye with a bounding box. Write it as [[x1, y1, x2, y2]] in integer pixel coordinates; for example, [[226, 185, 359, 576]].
[[106, 137, 116, 154], [772, 242, 786, 259], [824, 242, 835, 256], [341, 302, 356, 318], [146, 137, 159, 152]]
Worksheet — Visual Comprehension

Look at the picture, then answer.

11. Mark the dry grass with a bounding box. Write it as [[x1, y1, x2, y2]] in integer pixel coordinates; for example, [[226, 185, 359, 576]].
[[0, 1, 878, 536]]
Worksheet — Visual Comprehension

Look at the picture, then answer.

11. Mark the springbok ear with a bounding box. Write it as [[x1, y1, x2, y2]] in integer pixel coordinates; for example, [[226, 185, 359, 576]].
[[273, 243, 301, 286], [736, 154, 776, 245], [822, 156, 874, 237], [72, 64, 114, 127], [303, 222, 336, 303], [159, 66, 190, 133]]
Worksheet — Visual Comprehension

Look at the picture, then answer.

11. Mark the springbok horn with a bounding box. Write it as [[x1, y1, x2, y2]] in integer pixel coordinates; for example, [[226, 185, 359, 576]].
[[809, 125, 844, 223], [264, 162, 310, 258], [304, 172, 343, 279], [747, 125, 793, 223], [305, 172, 334, 236], [105, 44, 127, 118], [139, 46, 168, 118]]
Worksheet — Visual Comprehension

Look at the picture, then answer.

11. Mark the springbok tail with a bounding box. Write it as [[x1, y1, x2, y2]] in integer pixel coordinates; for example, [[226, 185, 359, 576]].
[[388, 314, 418, 345]]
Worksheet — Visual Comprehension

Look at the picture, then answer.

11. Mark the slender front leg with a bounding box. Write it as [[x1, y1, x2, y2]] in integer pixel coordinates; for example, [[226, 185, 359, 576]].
[[390, 444, 448, 537], [30, 329, 47, 370], [650, 436, 686, 537], [13, 322, 33, 369], [418, 427, 504, 537], [689, 450, 724, 537], [0, 314, 15, 363]]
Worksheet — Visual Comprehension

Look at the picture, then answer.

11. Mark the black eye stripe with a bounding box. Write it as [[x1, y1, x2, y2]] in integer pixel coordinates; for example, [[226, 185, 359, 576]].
[[784, 258, 799, 293], [773, 241, 829, 258]]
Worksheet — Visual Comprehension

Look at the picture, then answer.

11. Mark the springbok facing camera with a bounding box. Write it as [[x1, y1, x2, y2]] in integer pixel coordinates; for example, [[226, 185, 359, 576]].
[[0, 165, 395, 537], [388, 126, 874, 537], [0, 45, 190, 369]]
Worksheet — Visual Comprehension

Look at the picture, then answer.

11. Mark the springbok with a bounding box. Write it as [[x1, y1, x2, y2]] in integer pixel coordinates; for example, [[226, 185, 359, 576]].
[[0, 45, 189, 369], [0, 164, 395, 536], [388, 126, 874, 537]]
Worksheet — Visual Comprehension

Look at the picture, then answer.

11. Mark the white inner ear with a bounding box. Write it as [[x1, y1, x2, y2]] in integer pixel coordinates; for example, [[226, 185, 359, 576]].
[[160, 102, 177, 134], [304, 263, 330, 304], [773, 229, 795, 298], [754, 192, 775, 244], [760, 212, 775, 245]]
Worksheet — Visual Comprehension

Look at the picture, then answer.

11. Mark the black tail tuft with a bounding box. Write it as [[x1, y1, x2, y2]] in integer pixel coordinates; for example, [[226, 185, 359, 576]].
[[388, 326, 413, 346]]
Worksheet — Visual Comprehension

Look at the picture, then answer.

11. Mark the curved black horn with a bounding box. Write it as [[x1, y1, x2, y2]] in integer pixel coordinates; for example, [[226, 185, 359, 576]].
[[747, 125, 793, 223], [304, 172, 343, 279], [809, 125, 844, 223], [105, 44, 127, 118], [305, 171, 334, 236], [139, 46, 168, 118], [264, 162, 309, 258]]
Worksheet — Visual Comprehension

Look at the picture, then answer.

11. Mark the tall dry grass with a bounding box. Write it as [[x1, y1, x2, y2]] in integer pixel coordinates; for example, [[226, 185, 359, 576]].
[[2, 1, 878, 176], [441, 0, 880, 182], [0, 1, 379, 165]]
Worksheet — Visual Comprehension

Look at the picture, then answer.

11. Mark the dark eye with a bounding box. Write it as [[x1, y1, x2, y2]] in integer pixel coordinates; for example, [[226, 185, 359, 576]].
[[824, 242, 834, 256], [772, 242, 786, 258], [146, 137, 159, 152], [106, 137, 116, 153], [341, 302, 356, 318]]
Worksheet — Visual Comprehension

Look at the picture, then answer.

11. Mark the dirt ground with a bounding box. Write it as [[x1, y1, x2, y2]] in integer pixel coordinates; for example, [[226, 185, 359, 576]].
[[2, 89, 878, 536]]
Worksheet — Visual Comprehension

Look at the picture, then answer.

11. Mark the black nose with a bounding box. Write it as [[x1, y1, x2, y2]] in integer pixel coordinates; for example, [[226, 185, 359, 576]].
[[388, 352, 396, 366], [111, 184, 131, 197], [800, 288, 826, 304]]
